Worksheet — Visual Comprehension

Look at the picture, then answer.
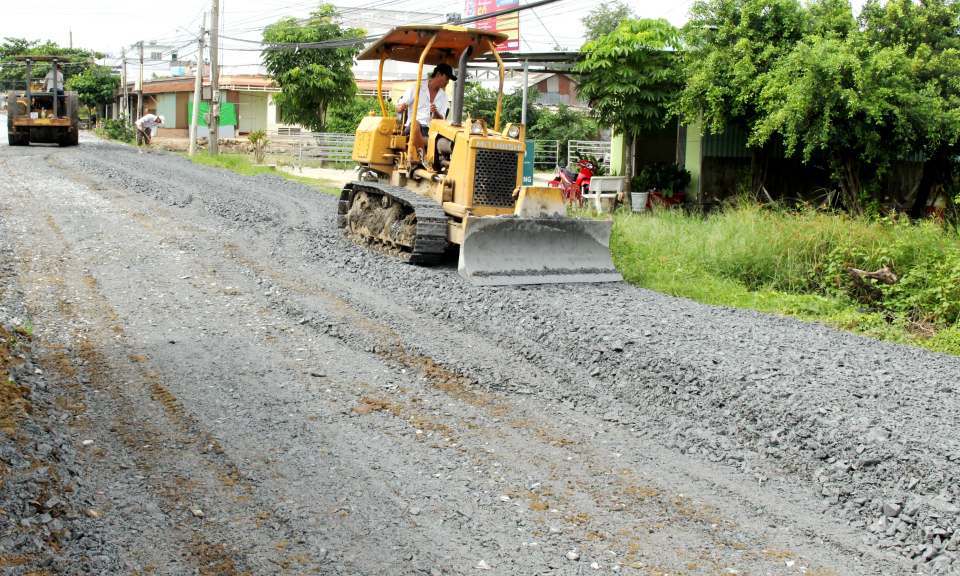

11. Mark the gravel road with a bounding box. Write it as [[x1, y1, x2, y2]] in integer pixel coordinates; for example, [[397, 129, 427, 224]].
[[1, 125, 959, 576]]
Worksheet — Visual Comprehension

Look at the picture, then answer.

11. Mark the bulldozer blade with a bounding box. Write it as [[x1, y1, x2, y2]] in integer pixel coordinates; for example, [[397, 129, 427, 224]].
[[458, 216, 623, 286]]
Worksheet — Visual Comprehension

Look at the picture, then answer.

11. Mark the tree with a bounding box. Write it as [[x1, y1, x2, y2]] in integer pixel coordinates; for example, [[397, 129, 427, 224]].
[[674, 0, 807, 196], [325, 94, 382, 133], [574, 19, 683, 184], [0, 37, 103, 89], [580, 0, 638, 43], [753, 34, 919, 215], [462, 83, 541, 129], [527, 104, 599, 166], [65, 69, 120, 108], [261, 5, 366, 132], [858, 0, 960, 218]]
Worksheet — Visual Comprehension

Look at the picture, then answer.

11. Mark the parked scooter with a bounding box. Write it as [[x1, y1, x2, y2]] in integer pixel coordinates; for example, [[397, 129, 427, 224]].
[[547, 157, 597, 206]]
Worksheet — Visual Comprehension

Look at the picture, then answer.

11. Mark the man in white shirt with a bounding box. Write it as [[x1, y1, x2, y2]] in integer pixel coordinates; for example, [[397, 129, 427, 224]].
[[134, 113, 164, 154], [44, 63, 66, 117], [395, 63, 455, 161]]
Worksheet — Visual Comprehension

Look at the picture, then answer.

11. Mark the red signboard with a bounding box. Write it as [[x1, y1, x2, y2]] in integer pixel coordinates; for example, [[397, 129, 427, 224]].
[[464, 0, 520, 51]]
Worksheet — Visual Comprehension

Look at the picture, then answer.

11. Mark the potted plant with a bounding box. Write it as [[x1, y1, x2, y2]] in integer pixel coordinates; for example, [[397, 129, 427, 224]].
[[631, 162, 692, 210]]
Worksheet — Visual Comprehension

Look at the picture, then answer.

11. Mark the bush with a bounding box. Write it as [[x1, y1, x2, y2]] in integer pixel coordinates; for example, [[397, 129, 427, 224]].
[[97, 115, 135, 143], [631, 162, 691, 196], [325, 95, 383, 134], [609, 204, 960, 328]]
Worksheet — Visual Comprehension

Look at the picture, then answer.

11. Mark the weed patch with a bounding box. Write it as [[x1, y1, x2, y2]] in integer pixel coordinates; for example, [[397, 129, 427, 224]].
[[181, 153, 341, 194], [584, 204, 960, 355]]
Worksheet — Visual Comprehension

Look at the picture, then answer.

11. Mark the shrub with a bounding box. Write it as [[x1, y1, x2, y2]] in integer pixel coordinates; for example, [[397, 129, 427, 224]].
[[248, 129, 269, 164], [631, 162, 691, 196], [97, 115, 135, 143]]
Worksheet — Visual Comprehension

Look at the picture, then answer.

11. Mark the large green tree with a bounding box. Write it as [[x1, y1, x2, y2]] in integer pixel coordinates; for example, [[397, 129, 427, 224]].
[[462, 83, 541, 129], [261, 5, 366, 132], [674, 0, 807, 196], [858, 0, 960, 218], [527, 103, 600, 166], [1, 37, 104, 90], [749, 0, 960, 215], [752, 32, 918, 215], [580, 0, 638, 43], [65, 68, 120, 108], [574, 18, 683, 184]]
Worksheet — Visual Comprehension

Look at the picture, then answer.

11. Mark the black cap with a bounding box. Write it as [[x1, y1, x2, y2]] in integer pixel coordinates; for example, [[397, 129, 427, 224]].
[[434, 63, 457, 81]]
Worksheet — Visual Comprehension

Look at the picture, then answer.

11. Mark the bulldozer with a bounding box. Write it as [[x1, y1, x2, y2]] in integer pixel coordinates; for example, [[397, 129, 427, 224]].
[[6, 55, 79, 147], [341, 25, 622, 286]]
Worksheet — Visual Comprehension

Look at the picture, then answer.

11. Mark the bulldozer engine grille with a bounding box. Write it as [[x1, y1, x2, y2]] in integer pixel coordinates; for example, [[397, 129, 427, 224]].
[[473, 149, 518, 207]]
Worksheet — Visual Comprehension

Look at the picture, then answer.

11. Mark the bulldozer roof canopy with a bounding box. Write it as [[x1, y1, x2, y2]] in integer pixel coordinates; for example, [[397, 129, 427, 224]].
[[12, 55, 72, 62], [357, 25, 508, 66]]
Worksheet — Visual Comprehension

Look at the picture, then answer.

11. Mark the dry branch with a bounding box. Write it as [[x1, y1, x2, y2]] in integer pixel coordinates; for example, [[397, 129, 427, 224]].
[[846, 264, 899, 304], [847, 265, 899, 285]]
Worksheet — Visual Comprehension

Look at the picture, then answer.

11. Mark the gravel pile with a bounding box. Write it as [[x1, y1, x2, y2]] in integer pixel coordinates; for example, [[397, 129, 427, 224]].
[[61, 141, 960, 574], [0, 235, 124, 574]]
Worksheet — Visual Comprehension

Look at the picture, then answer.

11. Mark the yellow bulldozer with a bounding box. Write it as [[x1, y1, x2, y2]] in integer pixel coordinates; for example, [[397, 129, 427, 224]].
[[342, 25, 621, 286]]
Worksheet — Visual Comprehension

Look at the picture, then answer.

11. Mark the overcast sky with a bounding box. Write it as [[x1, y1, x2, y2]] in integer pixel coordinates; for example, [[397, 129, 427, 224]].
[[8, 0, 867, 72]]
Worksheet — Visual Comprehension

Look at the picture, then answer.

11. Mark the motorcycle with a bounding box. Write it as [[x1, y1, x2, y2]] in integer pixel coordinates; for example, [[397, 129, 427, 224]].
[[547, 157, 597, 206]]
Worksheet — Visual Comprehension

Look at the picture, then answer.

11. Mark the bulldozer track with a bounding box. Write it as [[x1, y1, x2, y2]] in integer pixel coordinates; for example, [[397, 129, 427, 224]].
[[337, 180, 448, 264]]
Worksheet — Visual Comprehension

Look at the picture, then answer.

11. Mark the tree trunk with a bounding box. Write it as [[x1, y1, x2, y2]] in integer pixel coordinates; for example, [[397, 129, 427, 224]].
[[910, 155, 948, 220], [623, 133, 634, 210], [750, 145, 771, 202], [832, 152, 863, 216]]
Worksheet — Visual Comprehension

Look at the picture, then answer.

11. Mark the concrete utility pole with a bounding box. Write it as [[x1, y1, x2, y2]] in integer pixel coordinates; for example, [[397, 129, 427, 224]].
[[137, 41, 144, 120], [189, 12, 207, 157], [121, 48, 128, 121], [521, 61, 529, 126], [209, 0, 220, 155]]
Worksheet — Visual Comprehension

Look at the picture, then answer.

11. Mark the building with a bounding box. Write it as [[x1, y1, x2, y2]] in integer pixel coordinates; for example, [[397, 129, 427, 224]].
[[119, 68, 412, 136]]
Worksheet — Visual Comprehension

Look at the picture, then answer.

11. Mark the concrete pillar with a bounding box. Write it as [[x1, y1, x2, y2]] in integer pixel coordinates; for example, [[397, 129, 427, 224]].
[[684, 118, 703, 200]]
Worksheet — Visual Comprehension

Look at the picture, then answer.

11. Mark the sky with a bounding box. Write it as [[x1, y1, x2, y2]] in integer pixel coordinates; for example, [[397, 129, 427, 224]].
[[6, 0, 869, 74]]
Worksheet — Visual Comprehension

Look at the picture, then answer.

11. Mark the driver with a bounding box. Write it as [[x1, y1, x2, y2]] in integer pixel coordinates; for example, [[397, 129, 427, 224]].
[[395, 63, 455, 162]]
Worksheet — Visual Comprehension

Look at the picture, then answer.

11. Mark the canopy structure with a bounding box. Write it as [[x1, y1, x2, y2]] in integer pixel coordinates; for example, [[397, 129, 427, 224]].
[[357, 25, 507, 66]]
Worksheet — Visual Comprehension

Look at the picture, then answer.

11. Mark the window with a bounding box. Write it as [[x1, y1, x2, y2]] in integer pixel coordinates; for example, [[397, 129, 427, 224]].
[[150, 52, 163, 60]]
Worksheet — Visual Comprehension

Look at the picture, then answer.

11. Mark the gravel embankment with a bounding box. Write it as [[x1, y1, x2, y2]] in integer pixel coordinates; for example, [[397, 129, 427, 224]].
[[23, 137, 960, 574]]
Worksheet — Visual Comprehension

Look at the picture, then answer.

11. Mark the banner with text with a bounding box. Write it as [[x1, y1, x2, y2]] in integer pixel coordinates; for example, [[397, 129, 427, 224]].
[[464, 0, 520, 51]]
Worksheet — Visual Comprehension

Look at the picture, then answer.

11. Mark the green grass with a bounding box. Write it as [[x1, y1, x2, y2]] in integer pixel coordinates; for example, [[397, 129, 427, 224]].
[[180, 153, 342, 194], [578, 203, 960, 356]]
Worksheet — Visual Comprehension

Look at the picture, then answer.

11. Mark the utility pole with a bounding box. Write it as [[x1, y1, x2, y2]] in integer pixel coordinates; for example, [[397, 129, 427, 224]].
[[189, 12, 207, 157], [521, 61, 529, 126], [137, 41, 144, 120], [121, 48, 128, 121], [209, 0, 220, 155], [70, 28, 73, 49]]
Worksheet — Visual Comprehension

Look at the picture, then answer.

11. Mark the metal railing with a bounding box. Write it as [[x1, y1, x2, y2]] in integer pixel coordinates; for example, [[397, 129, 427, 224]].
[[265, 130, 356, 169], [567, 140, 611, 170], [533, 140, 559, 170]]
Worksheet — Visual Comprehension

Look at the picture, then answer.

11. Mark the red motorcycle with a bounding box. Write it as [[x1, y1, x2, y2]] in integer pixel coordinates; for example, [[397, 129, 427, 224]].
[[548, 158, 597, 206]]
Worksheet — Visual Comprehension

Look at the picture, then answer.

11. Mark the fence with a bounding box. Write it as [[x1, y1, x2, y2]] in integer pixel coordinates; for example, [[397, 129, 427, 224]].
[[567, 140, 612, 171], [533, 140, 560, 171], [265, 130, 356, 169]]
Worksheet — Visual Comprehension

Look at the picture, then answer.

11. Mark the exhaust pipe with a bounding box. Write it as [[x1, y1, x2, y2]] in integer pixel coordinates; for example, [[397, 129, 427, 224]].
[[451, 45, 473, 127]]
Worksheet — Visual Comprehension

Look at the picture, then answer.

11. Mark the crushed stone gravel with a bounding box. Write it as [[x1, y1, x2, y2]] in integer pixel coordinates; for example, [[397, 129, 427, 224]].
[[1, 130, 958, 575]]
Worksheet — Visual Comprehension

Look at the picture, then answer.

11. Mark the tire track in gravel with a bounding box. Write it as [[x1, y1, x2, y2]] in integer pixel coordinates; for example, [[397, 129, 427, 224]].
[[4, 137, 908, 575], [56, 142, 852, 565], [1, 148, 332, 575]]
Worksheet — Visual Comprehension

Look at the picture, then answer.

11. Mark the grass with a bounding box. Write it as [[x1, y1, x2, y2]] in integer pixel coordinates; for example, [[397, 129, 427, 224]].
[[578, 202, 960, 356], [180, 153, 342, 194]]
